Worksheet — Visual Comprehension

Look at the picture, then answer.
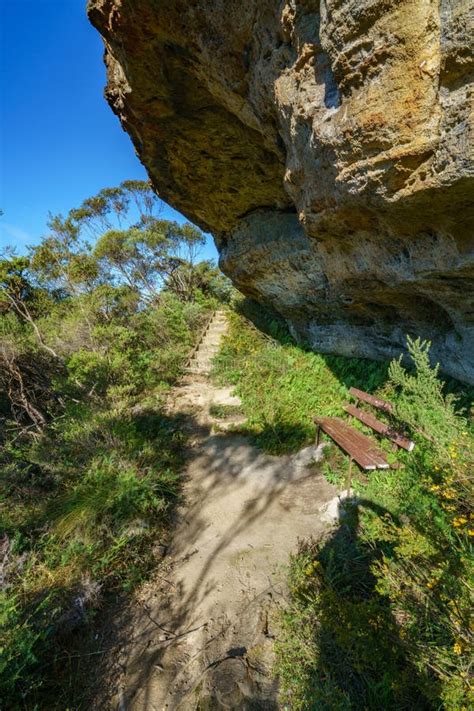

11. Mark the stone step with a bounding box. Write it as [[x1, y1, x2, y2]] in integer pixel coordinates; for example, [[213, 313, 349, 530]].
[[200, 340, 222, 348], [207, 331, 226, 338], [185, 312, 227, 375], [202, 332, 224, 342]]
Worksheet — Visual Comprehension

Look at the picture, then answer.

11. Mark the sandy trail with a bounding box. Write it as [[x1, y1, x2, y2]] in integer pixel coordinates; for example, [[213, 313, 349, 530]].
[[104, 311, 339, 710]]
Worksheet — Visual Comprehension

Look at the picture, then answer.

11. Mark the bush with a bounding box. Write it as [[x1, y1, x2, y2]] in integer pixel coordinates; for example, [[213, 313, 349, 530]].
[[388, 336, 463, 446], [0, 292, 212, 708]]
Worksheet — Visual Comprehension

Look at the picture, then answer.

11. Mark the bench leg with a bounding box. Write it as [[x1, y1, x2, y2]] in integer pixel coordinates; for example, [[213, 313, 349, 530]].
[[316, 425, 321, 447], [346, 457, 353, 494]]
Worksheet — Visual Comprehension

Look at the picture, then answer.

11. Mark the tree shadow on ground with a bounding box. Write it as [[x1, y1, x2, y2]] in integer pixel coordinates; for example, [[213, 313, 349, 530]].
[[287, 497, 442, 710], [233, 419, 315, 455], [320, 353, 389, 393], [10, 403, 204, 711], [80, 410, 336, 710]]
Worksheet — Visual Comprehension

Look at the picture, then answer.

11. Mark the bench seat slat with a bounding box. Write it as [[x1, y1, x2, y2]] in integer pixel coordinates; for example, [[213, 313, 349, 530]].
[[315, 417, 389, 470], [315, 417, 387, 470], [330, 422, 388, 468], [349, 387, 394, 413], [345, 404, 415, 452]]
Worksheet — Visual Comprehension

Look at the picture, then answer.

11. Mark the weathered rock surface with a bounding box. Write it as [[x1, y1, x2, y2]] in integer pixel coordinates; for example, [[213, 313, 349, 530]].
[[88, 0, 474, 383]]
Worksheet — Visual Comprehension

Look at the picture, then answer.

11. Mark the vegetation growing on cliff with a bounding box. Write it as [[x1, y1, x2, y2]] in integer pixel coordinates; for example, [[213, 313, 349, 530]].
[[213, 301, 473, 710], [0, 182, 230, 707]]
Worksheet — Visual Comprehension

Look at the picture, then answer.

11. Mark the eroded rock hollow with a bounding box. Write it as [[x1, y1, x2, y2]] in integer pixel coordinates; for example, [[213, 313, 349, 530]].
[[88, 0, 474, 383]]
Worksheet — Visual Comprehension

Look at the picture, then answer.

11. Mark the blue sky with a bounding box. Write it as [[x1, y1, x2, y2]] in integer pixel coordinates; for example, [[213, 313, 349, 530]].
[[0, 0, 218, 261]]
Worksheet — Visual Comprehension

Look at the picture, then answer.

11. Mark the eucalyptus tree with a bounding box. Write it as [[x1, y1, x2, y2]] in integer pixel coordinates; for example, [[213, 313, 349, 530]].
[[94, 219, 205, 302], [0, 253, 58, 357]]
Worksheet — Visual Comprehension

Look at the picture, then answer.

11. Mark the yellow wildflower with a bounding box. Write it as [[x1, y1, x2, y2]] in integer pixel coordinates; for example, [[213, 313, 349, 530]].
[[304, 561, 320, 575], [453, 641, 463, 655]]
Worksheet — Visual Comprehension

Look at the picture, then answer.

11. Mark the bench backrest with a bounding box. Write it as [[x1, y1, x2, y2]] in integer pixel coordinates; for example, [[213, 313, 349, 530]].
[[349, 387, 393, 414], [348, 387, 415, 452]]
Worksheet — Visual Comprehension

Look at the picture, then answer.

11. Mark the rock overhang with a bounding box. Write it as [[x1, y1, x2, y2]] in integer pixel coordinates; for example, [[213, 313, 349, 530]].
[[88, 0, 474, 383]]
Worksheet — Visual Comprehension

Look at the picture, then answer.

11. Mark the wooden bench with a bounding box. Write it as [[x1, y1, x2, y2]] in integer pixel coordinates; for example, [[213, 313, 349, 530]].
[[314, 416, 389, 491], [346, 387, 414, 452], [314, 388, 414, 491]]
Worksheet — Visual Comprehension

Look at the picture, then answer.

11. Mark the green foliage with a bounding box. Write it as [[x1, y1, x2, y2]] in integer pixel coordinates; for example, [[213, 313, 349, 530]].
[[208, 403, 243, 420], [94, 218, 205, 301], [0, 255, 31, 300], [388, 336, 463, 447], [50, 451, 178, 543], [0, 592, 50, 700], [214, 302, 473, 710], [213, 304, 387, 453], [0, 183, 226, 708]]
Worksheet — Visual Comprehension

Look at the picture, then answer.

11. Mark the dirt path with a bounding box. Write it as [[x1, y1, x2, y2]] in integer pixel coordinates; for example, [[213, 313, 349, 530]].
[[101, 311, 340, 710]]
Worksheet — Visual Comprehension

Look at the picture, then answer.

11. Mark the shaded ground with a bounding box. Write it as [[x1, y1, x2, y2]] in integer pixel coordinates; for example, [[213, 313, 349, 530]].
[[276, 499, 442, 709], [90, 312, 339, 709]]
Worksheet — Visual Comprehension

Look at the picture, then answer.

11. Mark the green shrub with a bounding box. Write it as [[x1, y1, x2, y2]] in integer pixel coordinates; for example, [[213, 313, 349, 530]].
[[66, 349, 112, 393], [0, 294, 211, 708], [388, 336, 463, 447]]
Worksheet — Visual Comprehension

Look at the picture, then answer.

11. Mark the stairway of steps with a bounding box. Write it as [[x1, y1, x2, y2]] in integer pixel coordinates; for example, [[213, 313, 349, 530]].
[[186, 311, 227, 375]]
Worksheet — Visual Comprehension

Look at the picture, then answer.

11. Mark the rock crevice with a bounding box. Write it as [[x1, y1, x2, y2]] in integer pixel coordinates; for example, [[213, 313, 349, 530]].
[[88, 0, 474, 383]]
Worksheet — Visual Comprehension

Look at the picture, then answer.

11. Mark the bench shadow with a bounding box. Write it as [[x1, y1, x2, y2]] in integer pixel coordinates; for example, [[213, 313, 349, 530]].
[[234, 419, 315, 455], [292, 497, 442, 710]]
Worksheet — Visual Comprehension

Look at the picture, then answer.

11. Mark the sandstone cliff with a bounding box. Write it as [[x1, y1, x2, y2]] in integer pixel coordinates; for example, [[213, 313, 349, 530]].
[[88, 0, 474, 383]]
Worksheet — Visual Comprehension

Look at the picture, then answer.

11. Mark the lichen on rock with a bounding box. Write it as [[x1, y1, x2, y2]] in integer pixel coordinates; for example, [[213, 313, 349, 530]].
[[88, 0, 474, 383]]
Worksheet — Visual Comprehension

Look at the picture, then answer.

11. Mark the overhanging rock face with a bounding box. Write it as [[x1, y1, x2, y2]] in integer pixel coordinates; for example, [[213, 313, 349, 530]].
[[88, 0, 474, 383]]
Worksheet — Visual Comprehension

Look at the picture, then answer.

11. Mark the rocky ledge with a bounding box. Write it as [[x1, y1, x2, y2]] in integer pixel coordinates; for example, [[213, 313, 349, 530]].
[[88, 0, 474, 383]]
